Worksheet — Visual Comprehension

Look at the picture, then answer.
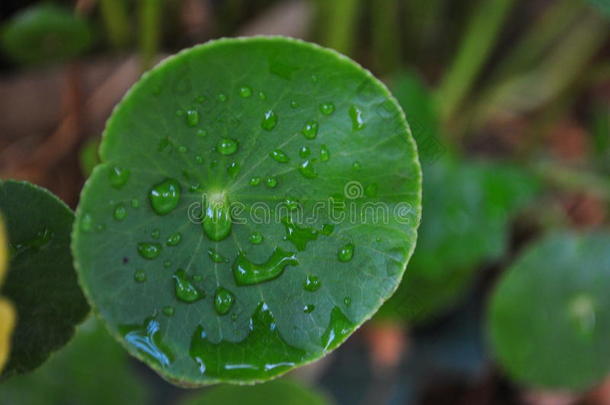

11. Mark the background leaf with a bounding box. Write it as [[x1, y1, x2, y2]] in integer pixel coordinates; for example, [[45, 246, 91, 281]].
[[0, 318, 150, 405], [489, 230, 610, 390], [181, 378, 331, 405], [73, 37, 421, 385], [0, 180, 89, 377]]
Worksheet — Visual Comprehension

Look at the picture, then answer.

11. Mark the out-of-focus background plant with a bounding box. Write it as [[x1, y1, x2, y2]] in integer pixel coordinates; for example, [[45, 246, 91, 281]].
[[0, 0, 608, 404]]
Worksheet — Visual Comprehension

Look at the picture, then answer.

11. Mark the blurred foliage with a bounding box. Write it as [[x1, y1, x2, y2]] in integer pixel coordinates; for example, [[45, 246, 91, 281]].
[[0, 318, 150, 405], [489, 231, 610, 390], [0, 217, 14, 374], [181, 379, 331, 405], [0, 3, 92, 65]]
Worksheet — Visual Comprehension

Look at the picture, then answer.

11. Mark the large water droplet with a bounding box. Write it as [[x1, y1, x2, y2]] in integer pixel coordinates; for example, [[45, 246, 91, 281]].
[[121, 318, 173, 367], [303, 274, 321, 292], [261, 110, 278, 131], [232, 248, 298, 286], [109, 166, 130, 189], [202, 193, 232, 241], [270, 149, 289, 163], [338, 243, 354, 262], [214, 287, 235, 315], [149, 178, 181, 215], [282, 217, 318, 251], [349, 105, 365, 130], [173, 269, 205, 303], [186, 109, 200, 127], [217, 138, 238, 156], [299, 160, 318, 179], [321, 307, 353, 351], [137, 242, 162, 260], [301, 121, 318, 139]]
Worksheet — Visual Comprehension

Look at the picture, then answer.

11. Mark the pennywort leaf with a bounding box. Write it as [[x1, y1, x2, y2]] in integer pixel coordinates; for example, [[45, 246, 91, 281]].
[[72, 37, 421, 385]]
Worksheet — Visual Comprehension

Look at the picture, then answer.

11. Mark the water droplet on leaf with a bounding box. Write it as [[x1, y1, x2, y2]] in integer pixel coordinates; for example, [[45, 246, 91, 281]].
[[149, 178, 181, 215], [137, 242, 162, 260]]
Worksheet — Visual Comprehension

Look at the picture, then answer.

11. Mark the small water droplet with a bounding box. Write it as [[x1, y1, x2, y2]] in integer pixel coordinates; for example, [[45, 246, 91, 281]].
[[178, 145, 188, 153], [270, 149, 289, 163], [109, 166, 130, 189], [319, 103, 335, 115], [349, 105, 365, 130], [338, 243, 354, 262], [343, 296, 352, 306], [258, 91, 267, 100], [151, 229, 160, 239], [217, 138, 238, 156], [131, 199, 140, 208], [290, 100, 299, 109], [320, 144, 330, 162], [195, 95, 205, 104], [303, 304, 315, 313], [239, 86, 252, 98], [261, 110, 278, 131], [249, 231, 263, 245], [138, 242, 162, 260], [214, 287, 235, 315], [304, 275, 321, 292], [301, 120, 318, 139], [176, 109, 185, 117], [186, 109, 200, 127], [166, 232, 182, 246], [163, 306, 175, 316], [284, 197, 299, 211], [352, 161, 362, 170], [265, 177, 278, 188], [193, 274, 203, 282], [195, 156, 204, 166], [173, 269, 205, 303], [299, 146, 311, 158], [81, 213, 93, 232], [321, 224, 335, 235], [321, 307, 353, 351], [196, 129, 207, 137], [569, 294, 596, 338], [299, 160, 318, 179], [365, 184, 378, 198], [164, 260, 172, 268], [149, 178, 181, 215], [208, 248, 228, 263], [217, 93, 228, 102], [113, 203, 127, 221], [250, 176, 261, 186], [232, 248, 298, 286], [134, 269, 146, 282], [227, 161, 240, 178]]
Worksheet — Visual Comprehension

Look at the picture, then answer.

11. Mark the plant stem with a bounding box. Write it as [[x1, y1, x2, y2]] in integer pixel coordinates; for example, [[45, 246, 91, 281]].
[[100, 0, 131, 49], [315, 0, 361, 56], [138, 0, 162, 71], [435, 0, 516, 123]]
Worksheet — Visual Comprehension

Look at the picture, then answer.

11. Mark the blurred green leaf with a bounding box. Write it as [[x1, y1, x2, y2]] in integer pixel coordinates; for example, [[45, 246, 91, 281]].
[[377, 157, 540, 324], [588, 0, 610, 18], [79, 137, 101, 178], [0, 4, 92, 66], [180, 379, 331, 405], [0, 318, 150, 405], [489, 230, 610, 390], [0, 180, 89, 377]]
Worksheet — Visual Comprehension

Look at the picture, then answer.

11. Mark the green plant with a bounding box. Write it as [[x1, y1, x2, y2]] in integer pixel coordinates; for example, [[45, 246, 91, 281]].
[[488, 231, 610, 390]]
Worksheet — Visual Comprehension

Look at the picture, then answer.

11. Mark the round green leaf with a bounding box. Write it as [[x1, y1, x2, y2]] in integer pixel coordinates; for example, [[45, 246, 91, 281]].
[[0, 180, 89, 377], [0, 4, 92, 66], [0, 318, 150, 405], [377, 156, 539, 324], [181, 379, 331, 405], [488, 231, 610, 390], [73, 37, 421, 385]]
